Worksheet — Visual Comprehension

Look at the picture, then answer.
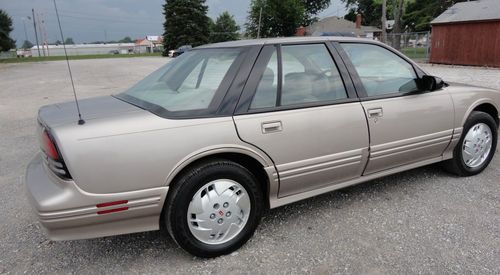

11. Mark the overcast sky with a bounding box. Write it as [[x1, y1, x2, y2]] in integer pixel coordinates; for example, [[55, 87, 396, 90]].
[[1, 0, 347, 46]]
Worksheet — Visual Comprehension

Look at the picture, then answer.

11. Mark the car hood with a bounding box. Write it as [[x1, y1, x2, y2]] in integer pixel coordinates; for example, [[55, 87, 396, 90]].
[[38, 95, 142, 127]]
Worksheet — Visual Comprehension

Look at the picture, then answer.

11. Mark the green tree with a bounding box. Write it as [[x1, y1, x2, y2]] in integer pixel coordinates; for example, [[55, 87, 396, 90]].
[[404, 0, 467, 32], [302, 0, 332, 25], [342, 0, 383, 27], [342, 0, 466, 32], [210, 11, 240, 43], [208, 17, 216, 33], [0, 9, 15, 51], [64, 37, 75, 44], [119, 36, 133, 43], [246, 0, 305, 38], [162, 0, 210, 55], [21, 40, 33, 49]]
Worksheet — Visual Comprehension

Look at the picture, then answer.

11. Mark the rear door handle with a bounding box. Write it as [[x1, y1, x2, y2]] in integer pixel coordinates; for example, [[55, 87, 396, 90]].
[[261, 121, 282, 134], [367, 108, 383, 118]]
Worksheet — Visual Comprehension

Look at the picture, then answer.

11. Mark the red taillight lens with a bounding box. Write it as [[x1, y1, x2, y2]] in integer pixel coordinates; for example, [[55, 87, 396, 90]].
[[42, 130, 59, 160]]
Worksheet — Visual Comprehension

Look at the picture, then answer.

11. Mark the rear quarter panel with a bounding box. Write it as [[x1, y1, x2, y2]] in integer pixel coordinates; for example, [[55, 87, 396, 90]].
[[50, 112, 273, 194]]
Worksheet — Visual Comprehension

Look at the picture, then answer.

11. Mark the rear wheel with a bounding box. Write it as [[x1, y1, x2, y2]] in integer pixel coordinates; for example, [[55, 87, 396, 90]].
[[164, 159, 263, 258], [444, 111, 497, 176]]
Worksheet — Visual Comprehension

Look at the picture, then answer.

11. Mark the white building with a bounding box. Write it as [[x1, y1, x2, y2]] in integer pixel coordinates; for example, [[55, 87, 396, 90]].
[[30, 43, 136, 57]]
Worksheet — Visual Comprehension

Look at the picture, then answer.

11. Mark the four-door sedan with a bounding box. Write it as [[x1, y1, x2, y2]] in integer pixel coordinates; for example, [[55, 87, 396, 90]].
[[26, 37, 499, 258]]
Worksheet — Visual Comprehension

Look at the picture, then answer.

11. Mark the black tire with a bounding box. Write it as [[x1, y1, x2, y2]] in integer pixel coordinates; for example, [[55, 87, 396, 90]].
[[443, 111, 498, 176], [164, 159, 263, 258]]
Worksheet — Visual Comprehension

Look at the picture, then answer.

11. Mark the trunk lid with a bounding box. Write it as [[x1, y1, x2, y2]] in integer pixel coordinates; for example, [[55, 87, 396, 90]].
[[38, 95, 142, 127]]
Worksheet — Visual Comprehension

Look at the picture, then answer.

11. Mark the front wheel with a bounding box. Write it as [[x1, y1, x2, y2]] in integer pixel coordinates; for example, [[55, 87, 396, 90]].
[[444, 111, 498, 176], [164, 159, 263, 258]]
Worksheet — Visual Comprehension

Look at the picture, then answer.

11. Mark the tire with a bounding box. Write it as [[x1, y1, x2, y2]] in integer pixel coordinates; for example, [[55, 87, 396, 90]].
[[443, 111, 498, 176], [164, 159, 264, 258]]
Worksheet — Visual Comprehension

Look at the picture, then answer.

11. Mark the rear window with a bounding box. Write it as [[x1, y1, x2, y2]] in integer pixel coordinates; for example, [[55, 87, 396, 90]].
[[118, 48, 242, 116]]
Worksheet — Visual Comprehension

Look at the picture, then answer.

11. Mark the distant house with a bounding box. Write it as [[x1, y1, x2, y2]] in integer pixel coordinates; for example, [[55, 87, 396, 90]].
[[135, 36, 164, 53], [430, 0, 500, 67], [300, 15, 382, 38]]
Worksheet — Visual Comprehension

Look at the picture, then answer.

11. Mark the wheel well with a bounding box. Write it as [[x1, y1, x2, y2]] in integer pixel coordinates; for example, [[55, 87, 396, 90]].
[[169, 153, 271, 209], [473, 103, 499, 127]]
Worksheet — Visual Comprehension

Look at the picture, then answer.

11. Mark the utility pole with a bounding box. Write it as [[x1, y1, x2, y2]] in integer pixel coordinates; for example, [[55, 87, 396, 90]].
[[381, 0, 387, 43], [37, 14, 46, 56], [22, 18, 29, 43], [257, 7, 263, 39], [39, 13, 50, 56], [31, 9, 41, 57]]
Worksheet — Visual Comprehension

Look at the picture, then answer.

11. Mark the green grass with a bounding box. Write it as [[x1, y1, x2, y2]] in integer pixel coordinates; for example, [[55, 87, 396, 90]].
[[401, 47, 428, 60], [0, 52, 162, 64]]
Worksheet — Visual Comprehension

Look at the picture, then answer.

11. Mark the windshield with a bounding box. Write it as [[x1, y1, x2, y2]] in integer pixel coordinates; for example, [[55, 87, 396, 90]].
[[120, 48, 242, 114]]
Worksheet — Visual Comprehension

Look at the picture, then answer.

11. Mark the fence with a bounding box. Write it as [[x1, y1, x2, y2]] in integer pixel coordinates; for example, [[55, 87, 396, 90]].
[[384, 31, 431, 62], [0, 51, 16, 59]]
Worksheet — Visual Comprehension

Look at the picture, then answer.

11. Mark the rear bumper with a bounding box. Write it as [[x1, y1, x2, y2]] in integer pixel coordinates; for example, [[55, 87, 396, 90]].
[[25, 153, 169, 240]]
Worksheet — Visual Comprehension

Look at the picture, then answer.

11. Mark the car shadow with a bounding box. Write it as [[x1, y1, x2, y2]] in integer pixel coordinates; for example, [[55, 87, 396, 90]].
[[36, 163, 451, 264]]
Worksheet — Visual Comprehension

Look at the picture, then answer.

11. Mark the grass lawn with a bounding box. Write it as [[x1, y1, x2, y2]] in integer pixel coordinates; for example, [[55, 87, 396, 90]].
[[0, 52, 162, 64], [401, 47, 428, 60]]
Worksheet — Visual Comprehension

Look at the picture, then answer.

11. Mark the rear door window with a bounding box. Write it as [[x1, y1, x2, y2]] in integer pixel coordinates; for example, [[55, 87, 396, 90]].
[[250, 43, 348, 109]]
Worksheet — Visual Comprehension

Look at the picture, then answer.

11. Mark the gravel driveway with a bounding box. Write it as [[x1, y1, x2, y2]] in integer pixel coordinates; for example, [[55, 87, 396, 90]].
[[0, 58, 499, 274]]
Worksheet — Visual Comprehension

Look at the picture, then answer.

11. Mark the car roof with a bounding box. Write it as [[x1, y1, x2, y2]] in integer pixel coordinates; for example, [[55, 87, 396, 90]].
[[197, 36, 376, 49]]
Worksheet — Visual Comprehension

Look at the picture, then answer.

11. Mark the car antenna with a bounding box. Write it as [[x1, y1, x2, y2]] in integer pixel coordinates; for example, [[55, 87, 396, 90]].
[[53, 0, 85, 125]]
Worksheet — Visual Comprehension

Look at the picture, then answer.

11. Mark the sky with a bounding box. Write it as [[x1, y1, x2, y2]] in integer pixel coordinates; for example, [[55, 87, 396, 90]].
[[1, 0, 347, 47]]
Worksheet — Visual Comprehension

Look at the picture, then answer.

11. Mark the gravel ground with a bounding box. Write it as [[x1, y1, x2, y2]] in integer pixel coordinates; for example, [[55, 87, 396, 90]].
[[0, 58, 499, 274]]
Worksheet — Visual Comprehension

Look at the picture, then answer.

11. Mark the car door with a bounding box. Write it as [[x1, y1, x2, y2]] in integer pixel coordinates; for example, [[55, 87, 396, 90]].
[[233, 43, 369, 197], [336, 42, 454, 174]]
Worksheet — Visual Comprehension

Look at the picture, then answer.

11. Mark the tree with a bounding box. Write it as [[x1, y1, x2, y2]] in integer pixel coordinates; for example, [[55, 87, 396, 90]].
[[343, 0, 467, 33], [210, 12, 240, 43], [64, 37, 75, 44], [342, 0, 382, 27], [246, 0, 305, 38], [381, 0, 387, 43], [208, 17, 215, 34], [21, 40, 33, 49], [0, 9, 15, 51], [302, 0, 332, 25], [55, 40, 62, 45], [162, 0, 210, 55], [391, 0, 405, 49], [404, 0, 467, 32], [119, 36, 133, 43]]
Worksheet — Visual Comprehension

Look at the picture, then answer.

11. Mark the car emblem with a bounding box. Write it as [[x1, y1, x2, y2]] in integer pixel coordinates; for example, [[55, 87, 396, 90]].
[[219, 210, 224, 216]]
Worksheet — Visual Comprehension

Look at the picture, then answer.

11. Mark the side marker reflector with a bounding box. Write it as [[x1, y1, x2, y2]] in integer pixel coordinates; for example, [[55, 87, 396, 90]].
[[96, 200, 128, 208], [97, 207, 129, 215]]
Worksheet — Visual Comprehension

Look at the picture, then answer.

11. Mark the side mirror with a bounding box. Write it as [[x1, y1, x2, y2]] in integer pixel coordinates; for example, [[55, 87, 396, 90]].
[[433, 76, 446, 90], [420, 75, 445, 91]]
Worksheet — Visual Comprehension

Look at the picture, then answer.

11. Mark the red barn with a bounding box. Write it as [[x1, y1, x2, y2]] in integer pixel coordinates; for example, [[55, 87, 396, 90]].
[[430, 0, 500, 67]]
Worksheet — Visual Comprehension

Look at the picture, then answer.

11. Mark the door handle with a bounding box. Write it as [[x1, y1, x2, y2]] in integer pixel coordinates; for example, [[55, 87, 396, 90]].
[[367, 108, 383, 118], [261, 121, 282, 134]]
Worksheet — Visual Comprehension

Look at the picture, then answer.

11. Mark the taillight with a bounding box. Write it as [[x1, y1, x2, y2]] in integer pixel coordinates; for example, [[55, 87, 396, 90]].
[[40, 128, 72, 179], [42, 130, 60, 160]]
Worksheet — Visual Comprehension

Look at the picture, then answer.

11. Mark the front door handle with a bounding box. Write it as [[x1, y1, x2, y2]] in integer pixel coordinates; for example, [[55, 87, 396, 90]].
[[367, 107, 383, 118], [261, 121, 282, 134]]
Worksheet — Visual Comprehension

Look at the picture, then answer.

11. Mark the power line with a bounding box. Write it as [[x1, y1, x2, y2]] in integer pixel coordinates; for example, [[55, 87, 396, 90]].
[[36, 13, 162, 25], [11, 9, 163, 25]]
